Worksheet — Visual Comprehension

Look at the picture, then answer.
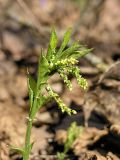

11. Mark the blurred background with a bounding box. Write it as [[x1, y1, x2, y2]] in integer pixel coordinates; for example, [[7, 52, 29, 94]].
[[0, 0, 120, 160]]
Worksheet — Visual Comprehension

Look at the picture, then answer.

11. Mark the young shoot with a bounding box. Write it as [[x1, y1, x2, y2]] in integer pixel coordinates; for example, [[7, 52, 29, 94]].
[[57, 122, 83, 160], [12, 28, 90, 160]]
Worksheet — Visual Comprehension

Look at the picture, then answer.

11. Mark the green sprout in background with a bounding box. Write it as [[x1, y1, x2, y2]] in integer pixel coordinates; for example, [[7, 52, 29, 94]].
[[57, 122, 83, 160], [12, 28, 91, 160]]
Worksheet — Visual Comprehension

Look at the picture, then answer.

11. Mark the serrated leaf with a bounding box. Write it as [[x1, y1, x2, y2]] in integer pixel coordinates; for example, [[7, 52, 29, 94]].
[[57, 28, 72, 55], [47, 27, 58, 59]]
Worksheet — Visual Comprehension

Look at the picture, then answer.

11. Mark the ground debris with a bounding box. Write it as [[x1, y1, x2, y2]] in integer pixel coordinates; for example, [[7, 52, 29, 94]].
[[84, 61, 120, 126], [78, 151, 120, 160]]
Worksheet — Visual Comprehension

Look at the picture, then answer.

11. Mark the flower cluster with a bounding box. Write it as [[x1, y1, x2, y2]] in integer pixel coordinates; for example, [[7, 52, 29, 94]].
[[46, 85, 77, 115], [67, 66, 88, 90], [58, 68, 72, 90], [54, 57, 78, 66]]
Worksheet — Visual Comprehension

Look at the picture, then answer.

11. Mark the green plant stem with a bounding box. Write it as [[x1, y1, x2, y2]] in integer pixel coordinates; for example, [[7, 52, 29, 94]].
[[23, 118, 33, 160], [23, 98, 38, 160]]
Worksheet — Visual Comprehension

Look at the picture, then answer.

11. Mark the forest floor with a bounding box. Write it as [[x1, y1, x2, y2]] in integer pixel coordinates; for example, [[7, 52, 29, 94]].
[[0, 0, 120, 159]]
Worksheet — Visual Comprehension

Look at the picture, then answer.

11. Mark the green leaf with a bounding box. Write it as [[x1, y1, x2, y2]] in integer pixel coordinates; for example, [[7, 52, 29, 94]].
[[57, 28, 72, 55], [37, 54, 49, 87], [72, 48, 92, 59], [50, 27, 58, 51], [47, 27, 58, 59], [58, 42, 81, 59], [28, 74, 37, 95]]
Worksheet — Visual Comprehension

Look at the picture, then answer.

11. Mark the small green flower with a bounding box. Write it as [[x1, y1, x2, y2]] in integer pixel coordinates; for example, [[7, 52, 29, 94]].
[[54, 57, 78, 66]]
